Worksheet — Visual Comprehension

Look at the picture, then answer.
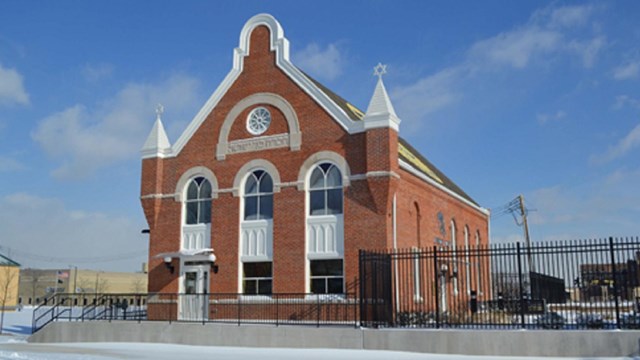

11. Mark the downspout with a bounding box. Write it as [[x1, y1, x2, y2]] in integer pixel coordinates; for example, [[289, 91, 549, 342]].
[[487, 209, 492, 299], [393, 193, 400, 314]]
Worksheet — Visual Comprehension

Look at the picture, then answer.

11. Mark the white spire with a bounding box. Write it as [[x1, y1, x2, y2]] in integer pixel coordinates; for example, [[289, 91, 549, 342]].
[[141, 104, 172, 159], [363, 63, 400, 131]]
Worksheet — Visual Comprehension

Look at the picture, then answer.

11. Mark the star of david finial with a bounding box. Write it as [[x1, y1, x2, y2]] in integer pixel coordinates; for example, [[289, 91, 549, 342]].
[[155, 103, 164, 120], [373, 63, 387, 79]]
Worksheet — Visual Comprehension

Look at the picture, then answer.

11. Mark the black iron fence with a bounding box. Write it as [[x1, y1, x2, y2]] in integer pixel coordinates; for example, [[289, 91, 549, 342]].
[[360, 236, 640, 329], [32, 237, 640, 332], [32, 292, 358, 333]]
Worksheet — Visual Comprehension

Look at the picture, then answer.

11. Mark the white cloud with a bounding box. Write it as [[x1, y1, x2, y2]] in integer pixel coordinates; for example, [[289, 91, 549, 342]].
[[469, 4, 601, 69], [32, 74, 201, 179], [613, 60, 639, 80], [82, 63, 114, 82], [0, 63, 29, 105], [547, 5, 594, 28], [528, 167, 640, 233], [391, 67, 462, 132], [389, 4, 602, 132], [0, 155, 27, 172], [569, 36, 606, 68], [293, 43, 344, 81], [590, 123, 640, 164], [537, 110, 566, 125], [469, 26, 561, 69], [0, 193, 146, 272], [614, 95, 640, 110]]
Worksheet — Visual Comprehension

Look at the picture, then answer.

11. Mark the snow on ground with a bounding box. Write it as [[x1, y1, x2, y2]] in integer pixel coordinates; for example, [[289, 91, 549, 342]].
[[0, 307, 637, 360]]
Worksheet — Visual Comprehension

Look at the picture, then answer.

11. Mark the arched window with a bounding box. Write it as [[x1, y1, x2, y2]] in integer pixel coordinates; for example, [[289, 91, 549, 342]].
[[244, 170, 273, 220], [464, 226, 471, 294], [185, 177, 212, 225], [309, 163, 343, 215], [241, 170, 274, 295], [307, 162, 344, 294]]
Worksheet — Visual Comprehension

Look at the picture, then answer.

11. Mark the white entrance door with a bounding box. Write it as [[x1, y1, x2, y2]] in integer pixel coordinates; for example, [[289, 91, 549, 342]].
[[179, 265, 209, 321]]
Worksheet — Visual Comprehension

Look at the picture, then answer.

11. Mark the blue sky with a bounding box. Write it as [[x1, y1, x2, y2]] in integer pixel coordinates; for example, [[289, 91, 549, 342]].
[[1, 1, 639, 272]]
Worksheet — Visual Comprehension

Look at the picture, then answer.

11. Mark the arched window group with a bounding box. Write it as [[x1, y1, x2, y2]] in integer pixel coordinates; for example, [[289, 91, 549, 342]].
[[179, 159, 346, 296], [448, 219, 484, 298]]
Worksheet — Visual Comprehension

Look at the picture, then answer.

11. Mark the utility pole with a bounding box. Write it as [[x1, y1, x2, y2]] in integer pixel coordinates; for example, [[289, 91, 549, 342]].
[[518, 194, 532, 250], [518, 194, 536, 292]]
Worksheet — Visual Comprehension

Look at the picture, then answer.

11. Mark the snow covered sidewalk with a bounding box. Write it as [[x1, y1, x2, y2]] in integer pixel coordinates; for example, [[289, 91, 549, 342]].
[[0, 307, 636, 359], [0, 340, 634, 360]]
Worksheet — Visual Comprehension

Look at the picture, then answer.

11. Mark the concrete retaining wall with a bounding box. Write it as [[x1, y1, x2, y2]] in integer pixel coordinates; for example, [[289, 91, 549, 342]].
[[29, 322, 640, 357]]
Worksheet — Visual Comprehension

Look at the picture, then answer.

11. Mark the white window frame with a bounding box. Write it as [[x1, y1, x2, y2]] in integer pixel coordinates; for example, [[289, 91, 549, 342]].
[[305, 161, 346, 294]]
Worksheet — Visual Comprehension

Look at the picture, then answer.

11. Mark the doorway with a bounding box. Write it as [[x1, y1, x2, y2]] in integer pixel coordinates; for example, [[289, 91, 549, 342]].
[[179, 263, 209, 321]]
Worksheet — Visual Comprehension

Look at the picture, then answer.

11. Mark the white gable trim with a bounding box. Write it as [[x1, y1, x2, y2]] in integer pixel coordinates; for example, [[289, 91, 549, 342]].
[[399, 159, 490, 216], [164, 13, 365, 159]]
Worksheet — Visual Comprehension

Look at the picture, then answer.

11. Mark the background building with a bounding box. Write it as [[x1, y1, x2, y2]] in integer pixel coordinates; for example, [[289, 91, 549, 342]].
[[18, 268, 147, 306], [0, 253, 20, 311]]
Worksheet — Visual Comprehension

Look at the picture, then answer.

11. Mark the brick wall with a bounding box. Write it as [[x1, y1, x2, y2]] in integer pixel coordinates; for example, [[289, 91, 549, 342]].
[[141, 23, 489, 299]]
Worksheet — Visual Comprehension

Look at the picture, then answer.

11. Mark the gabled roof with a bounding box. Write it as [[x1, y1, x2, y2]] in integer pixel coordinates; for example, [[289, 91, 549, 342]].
[[0, 253, 20, 267], [302, 72, 364, 121], [301, 71, 479, 207], [398, 138, 478, 206]]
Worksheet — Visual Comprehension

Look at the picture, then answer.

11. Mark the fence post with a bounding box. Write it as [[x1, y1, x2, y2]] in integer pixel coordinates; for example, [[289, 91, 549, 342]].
[[516, 242, 525, 329], [276, 295, 279, 327], [202, 293, 206, 326], [358, 250, 364, 327], [316, 294, 321, 328], [238, 295, 242, 326], [609, 236, 621, 329], [353, 293, 358, 329], [433, 246, 440, 329]]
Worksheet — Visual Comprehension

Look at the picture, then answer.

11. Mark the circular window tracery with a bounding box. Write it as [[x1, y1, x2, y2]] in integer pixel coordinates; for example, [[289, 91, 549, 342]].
[[246, 107, 271, 136]]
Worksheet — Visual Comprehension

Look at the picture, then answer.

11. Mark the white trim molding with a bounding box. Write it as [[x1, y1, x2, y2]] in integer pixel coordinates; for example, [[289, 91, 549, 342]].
[[297, 151, 352, 190], [140, 193, 176, 200], [217, 92, 301, 160], [174, 166, 219, 202], [231, 159, 282, 197], [161, 13, 368, 159]]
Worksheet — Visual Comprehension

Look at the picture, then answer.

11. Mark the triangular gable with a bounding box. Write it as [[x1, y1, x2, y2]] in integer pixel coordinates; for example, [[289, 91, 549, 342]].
[[168, 13, 366, 158]]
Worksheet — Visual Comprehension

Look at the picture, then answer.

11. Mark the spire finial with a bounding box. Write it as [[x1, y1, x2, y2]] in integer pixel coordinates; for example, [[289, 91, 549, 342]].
[[155, 103, 164, 120], [373, 63, 387, 80]]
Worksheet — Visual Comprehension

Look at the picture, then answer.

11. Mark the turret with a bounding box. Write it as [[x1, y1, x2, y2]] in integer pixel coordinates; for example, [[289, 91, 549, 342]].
[[140, 105, 171, 230]]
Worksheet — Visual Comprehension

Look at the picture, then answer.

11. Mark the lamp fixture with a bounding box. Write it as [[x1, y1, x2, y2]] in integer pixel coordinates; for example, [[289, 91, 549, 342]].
[[206, 254, 219, 274], [163, 256, 175, 274]]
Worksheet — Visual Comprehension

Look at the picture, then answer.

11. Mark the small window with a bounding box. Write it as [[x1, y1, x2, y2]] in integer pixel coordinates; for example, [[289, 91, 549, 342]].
[[309, 163, 343, 216], [244, 170, 273, 221], [310, 259, 344, 294], [243, 262, 272, 295], [185, 177, 212, 225]]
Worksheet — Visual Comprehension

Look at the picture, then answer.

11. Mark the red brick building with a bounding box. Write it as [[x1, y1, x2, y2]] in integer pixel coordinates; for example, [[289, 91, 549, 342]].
[[140, 14, 489, 318]]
